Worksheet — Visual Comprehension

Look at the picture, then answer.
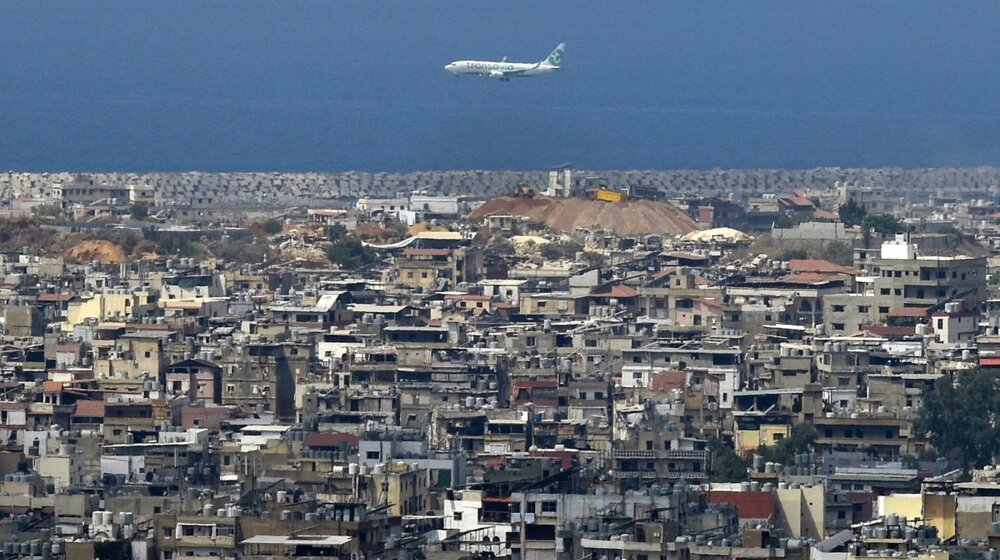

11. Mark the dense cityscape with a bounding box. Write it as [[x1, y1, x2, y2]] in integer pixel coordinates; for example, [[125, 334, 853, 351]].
[[0, 167, 995, 559]]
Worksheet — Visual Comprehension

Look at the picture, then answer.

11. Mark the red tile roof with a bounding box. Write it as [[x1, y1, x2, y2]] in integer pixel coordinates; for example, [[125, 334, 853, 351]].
[[42, 381, 63, 393], [73, 400, 105, 418], [649, 370, 686, 392], [787, 259, 857, 276], [861, 326, 916, 338], [590, 284, 639, 298], [888, 307, 930, 318], [812, 209, 840, 221], [779, 195, 816, 209], [708, 491, 775, 521], [980, 357, 1000, 367], [304, 431, 360, 448]]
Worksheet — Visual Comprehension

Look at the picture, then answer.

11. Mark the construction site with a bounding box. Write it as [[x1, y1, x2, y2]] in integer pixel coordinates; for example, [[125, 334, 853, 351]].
[[469, 166, 698, 236]]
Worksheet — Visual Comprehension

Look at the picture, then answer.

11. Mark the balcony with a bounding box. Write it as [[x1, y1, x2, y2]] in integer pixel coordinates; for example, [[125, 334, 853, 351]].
[[612, 449, 708, 460]]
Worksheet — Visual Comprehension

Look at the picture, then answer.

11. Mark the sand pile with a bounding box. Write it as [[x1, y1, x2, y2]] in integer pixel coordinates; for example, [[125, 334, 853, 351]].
[[66, 240, 127, 264], [470, 196, 698, 236]]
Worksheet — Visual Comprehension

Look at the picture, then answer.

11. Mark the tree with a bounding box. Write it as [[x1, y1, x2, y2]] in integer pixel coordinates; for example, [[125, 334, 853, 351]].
[[129, 202, 150, 221], [31, 203, 63, 219], [328, 224, 350, 242], [327, 233, 376, 270], [777, 248, 808, 261], [263, 218, 284, 235], [821, 241, 854, 266], [915, 368, 1000, 470], [861, 213, 903, 236], [707, 437, 748, 482], [838, 199, 867, 227], [760, 424, 817, 466]]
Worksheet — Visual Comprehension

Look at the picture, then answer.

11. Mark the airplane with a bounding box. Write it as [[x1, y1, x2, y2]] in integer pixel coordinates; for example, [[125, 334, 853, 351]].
[[445, 43, 564, 80]]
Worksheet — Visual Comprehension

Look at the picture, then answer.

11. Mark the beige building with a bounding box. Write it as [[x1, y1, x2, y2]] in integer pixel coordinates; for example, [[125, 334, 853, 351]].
[[64, 289, 157, 332]]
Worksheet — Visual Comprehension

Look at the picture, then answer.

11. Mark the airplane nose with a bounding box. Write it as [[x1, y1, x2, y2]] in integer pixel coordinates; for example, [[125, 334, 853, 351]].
[[445, 64, 453, 72]]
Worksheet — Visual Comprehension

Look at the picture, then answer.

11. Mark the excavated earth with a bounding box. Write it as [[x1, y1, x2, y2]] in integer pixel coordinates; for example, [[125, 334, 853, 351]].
[[469, 196, 698, 236]]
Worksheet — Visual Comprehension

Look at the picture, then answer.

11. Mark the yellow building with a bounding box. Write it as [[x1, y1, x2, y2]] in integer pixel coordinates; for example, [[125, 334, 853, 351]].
[[776, 485, 824, 539], [736, 424, 791, 455], [879, 492, 956, 541], [371, 463, 429, 517], [64, 290, 156, 332]]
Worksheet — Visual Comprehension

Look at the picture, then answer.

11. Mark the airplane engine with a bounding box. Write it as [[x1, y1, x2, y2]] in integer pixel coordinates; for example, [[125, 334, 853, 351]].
[[489, 70, 504, 78]]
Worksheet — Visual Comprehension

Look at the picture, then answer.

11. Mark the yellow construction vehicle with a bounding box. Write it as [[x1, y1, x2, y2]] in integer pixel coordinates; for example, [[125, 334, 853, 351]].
[[589, 187, 626, 203]]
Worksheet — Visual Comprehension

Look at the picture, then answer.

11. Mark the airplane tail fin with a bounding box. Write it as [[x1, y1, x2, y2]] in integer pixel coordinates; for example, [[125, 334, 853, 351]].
[[541, 43, 565, 67]]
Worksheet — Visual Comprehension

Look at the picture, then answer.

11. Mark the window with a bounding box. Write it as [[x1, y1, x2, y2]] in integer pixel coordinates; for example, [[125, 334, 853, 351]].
[[880, 288, 890, 295], [857, 306, 869, 313], [832, 305, 845, 312], [163, 527, 174, 538], [879, 306, 889, 314], [541, 501, 557, 513], [367, 451, 380, 460], [832, 323, 845, 331], [144, 351, 152, 359], [453, 511, 463, 521]]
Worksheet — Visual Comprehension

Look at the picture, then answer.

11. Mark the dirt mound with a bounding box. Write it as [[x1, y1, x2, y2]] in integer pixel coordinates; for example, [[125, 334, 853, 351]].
[[66, 240, 127, 264], [470, 196, 698, 236]]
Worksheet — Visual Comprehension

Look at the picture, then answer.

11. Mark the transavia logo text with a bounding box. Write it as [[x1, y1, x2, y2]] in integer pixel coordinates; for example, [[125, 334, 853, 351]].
[[466, 62, 516, 71]]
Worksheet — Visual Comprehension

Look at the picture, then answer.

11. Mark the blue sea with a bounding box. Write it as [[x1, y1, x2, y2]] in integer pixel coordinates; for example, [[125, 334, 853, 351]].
[[2, 1, 1000, 172]]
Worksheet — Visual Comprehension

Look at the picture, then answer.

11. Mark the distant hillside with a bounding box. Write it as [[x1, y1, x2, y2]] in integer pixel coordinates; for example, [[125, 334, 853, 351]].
[[470, 196, 698, 236]]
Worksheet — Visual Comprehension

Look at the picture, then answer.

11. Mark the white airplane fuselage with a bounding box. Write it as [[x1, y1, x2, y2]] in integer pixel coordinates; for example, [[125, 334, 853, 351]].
[[444, 60, 556, 78], [445, 43, 564, 80]]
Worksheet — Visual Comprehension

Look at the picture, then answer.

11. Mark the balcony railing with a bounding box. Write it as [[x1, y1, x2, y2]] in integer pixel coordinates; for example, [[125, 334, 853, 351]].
[[612, 449, 707, 459]]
